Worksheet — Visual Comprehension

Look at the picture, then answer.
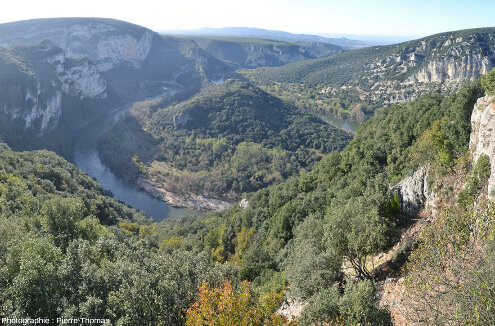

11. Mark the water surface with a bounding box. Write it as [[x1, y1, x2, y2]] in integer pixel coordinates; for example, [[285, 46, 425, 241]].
[[319, 115, 360, 132], [73, 94, 201, 221]]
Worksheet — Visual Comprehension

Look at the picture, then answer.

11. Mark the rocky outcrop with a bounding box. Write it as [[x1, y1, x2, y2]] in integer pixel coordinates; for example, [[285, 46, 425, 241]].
[[469, 95, 495, 197], [173, 111, 193, 127], [392, 166, 430, 216], [239, 198, 249, 209], [136, 176, 234, 212]]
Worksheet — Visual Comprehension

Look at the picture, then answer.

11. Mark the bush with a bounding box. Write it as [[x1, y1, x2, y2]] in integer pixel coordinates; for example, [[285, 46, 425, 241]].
[[185, 280, 293, 326], [458, 153, 491, 206], [481, 68, 495, 96], [298, 287, 340, 326], [404, 203, 495, 325], [339, 280, 392, 326], [298, 281, 392, 326]]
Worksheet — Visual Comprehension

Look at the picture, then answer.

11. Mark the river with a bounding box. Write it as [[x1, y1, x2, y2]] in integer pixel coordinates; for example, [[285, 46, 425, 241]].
[[318, 115, 360, 132], [73, 93, 201, 221]]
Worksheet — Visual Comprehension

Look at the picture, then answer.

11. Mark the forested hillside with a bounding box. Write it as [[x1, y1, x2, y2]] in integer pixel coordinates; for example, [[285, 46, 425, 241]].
[[0, 143, 248, 324], [99, 80, 352, 210], [154, 79, 490, 324], [3, 15, 495, 326], [3, 63, 495, 326], [242, 27, 495, 120]]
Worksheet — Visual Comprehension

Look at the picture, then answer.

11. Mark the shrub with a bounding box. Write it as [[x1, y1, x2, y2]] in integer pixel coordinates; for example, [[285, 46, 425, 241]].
[[481, 68, 495, 96]]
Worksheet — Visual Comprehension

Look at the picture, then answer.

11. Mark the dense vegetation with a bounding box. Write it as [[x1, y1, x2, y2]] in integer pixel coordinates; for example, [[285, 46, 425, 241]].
[[99, 80, 352, 202], [2, 72, 493, 324], [155, 81, 484, 323], [3, 19, 495, 324], [0, 143, 248, 324], [482, 66, 495, 96]]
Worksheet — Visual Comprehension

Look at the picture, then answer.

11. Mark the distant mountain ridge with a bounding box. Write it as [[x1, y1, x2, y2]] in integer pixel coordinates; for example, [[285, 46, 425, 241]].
[[169, 35, 344, 69], [162, 26, 369, 49]]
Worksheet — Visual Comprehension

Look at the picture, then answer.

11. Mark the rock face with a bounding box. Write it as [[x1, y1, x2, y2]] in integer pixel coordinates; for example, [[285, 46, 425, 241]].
[[469, 95, 495, 197], [0, 18, 153, 71], [392, 166, 430, 216], [370, 32, 495, 105], [0, 18, 204, 151], [188, 36, 343, 69]]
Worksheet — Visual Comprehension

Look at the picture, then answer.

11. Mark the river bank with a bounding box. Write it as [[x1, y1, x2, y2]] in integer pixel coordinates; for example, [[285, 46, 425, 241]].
[[136, 176, 234, 212], [73, 89, 202, 220]]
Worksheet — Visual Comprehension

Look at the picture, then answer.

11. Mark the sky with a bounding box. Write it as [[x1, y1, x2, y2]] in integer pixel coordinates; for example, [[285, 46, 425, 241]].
[[1, 0, 494, 38]]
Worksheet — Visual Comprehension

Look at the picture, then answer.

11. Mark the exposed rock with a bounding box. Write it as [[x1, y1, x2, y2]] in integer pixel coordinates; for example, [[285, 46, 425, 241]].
[[239, 198, 249, 208], [24, 87, 62, 131], [59, 58, 107, 99], [469, 95, 495, 197], [190, 36, 343, 69], [0, 18, 153, 71], [392, 166, 430, 216], [173, 111, 193, 127], [377, 277, 408, 326], [276, 298, 306, 322], [407, 52, 491, 84], [323, 31, 495, 106], [136, 176, 234, 212]]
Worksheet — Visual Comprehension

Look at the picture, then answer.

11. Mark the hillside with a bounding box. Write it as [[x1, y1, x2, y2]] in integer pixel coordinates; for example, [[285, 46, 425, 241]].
[[98, 80, 352, 210], [154, 78, 492, 324], [2, 37, 495, 326], [0, 142, 241, 324], [169, 35, 344, 68], [0, 18, 221, 156], [242, 27, 495, 119]]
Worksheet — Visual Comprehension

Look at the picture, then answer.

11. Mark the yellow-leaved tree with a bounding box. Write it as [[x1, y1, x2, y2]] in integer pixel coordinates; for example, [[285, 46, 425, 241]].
[[185, 280, 294, 326]]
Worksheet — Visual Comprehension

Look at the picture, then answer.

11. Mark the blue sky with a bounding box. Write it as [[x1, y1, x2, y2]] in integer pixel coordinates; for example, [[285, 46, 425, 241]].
[[2, 0, 494, 37]]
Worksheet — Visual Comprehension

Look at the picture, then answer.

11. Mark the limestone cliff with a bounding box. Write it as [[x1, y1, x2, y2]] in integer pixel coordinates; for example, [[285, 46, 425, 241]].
[[392, 94, 495, 216], [0, 18, 153, 71], [0, 18, 204, 152], [469, 95, 495, 197], [368, 32, 495, 104], [185, 36, 343, 69]]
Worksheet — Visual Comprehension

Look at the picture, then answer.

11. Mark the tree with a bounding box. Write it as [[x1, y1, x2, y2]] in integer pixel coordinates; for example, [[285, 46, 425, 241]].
[[286, 215, 342, 299], [185, 280, 293, 326], [339, 280, 392, 326], [5, 236, 62, 317], [326, 175, 399, 279]]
